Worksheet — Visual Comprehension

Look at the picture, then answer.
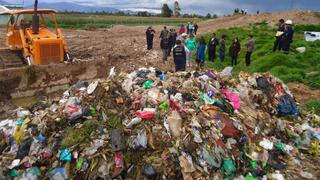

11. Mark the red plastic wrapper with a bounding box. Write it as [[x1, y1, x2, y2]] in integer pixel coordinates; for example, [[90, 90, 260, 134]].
[[135, 111, 155, 120]]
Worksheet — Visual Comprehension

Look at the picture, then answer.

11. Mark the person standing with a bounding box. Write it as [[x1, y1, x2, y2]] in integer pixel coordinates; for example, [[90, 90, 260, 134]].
[[161, 37, 170, 64], [180, 33, 188, 46], [245, 35, 255, 66], [273, 19, 285, 52], [196, 37, 206, 69], [159, 26, 169, 40], [208, 33, 219, 62], [178, 24, 186, 36], [188, 23, 194, 35], [219, 35, 226, 62], [229, 38, 241, 66], [168, 29, 177, 56], [173, 40, 187, 72], [281, 20, 294, 54], [186, 34, 197, 67], [194, 23, 199, 35], [146, 26, 155, 50]]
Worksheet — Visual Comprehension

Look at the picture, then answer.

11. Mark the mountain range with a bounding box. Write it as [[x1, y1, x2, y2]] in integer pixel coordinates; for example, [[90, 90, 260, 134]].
[[1, 1, 119, 13]]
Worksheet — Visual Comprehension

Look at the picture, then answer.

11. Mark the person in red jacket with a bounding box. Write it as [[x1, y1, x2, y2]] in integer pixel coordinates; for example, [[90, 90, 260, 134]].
[[178, 24, 186, 35]]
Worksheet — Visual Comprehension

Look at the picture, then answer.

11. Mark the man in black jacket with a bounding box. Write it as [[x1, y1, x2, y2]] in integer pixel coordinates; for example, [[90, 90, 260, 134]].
[[161, 37, 170, 64], [146, 26, 155, 50], [168, 29, 177, 56], [173, 40, 187, 72], [273, 19, 285, 52], [208, 33, 219, 62]]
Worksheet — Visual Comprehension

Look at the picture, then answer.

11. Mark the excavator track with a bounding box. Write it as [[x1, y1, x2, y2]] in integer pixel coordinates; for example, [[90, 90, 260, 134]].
[[0, 48, 25, 69]]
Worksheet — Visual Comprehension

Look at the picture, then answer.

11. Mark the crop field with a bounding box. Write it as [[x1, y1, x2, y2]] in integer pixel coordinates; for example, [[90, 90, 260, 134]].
[[54, 13, 201, 28]]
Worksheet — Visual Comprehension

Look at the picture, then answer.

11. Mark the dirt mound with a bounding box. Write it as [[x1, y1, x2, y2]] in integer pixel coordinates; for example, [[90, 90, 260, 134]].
[[199, 10, 320, 34]]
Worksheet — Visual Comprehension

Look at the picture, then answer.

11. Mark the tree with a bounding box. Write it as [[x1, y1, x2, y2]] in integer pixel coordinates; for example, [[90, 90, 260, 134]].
[[174, 1, 181, 17], [161, 4, 173, 17], [206, 13, 211, 19], [137, 11, 148, 17]]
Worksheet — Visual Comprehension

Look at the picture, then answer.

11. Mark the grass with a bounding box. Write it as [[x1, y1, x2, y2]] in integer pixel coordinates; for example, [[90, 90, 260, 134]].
[[200, 22, 320, 88], [61, 120, 101, 148], [305, 100, 320, 115], [54, 13, 201, 29]]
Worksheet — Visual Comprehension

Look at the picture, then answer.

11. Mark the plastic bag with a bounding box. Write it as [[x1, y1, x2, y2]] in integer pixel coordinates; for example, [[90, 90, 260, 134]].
[[259, 138, 274, 150], [135, 111, 155, 120], [220, 67, 233, 77], [159, 102, 169, 110], [16, 109, 31, 119], [200, 92, 215, 105], [60, 148, 72, 162], [143, 80, 154, 89], [193, 128, 203, 143], [222, 159, 236, 178], [47, 168, 67, 180], [166, 111, 182, 138], [125, 117, 142, 128], [221, 89, 241, 110], [132, 129, 147, 150], [143, 164, 157, 178], [16, 137, 33, 159]]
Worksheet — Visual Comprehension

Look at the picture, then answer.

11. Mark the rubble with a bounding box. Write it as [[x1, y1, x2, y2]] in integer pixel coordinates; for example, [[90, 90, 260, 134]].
[[0, 67, 319, 179]]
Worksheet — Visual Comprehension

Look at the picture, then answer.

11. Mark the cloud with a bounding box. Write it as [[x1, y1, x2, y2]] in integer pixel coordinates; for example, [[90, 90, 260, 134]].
[[9, 0, 320, 15]]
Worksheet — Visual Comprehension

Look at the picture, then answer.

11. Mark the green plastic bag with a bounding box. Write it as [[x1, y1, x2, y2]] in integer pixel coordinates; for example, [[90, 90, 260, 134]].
[[9, 169, 19, 177], [159, 102, 169, 110], [222, 159, 236, 178], [274, 143, 285, 153], [200, 92, 215, 105], [246, 173, 258, 180], [90, 106, 97, 116], [143, 80, 154, 89], [26, 167, 41, 176], [251, 160, 257, 170]]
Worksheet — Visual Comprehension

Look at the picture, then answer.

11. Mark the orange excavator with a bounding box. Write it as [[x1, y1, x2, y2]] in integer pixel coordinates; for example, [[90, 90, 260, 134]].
[[0, 0, 70, 66]]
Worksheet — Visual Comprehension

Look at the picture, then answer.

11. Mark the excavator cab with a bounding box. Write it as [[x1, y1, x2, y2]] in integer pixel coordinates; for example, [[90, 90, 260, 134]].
[[0, 1, 70, 65]]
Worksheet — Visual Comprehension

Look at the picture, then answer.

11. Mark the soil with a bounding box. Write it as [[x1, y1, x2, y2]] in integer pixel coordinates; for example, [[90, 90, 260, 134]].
[[287, 83, 320, 102]]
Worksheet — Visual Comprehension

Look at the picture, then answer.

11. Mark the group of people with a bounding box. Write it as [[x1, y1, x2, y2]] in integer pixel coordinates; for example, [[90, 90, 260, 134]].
[[145, 18, 294, 72], [177, 23, 199, 36], [273, 19, 294, 53], [206, 33, 255, 67]]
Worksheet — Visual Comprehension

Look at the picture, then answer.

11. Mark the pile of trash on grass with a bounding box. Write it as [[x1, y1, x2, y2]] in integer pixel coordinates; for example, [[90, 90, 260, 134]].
[[0, 67, 319, 180]]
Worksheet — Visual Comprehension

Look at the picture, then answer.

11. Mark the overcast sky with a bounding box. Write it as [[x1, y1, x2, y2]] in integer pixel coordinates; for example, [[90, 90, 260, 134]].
[[10, 0, 320, 15]]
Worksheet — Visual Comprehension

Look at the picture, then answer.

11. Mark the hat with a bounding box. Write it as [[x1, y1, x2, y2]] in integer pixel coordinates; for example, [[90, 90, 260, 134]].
[[285, 20, 293, 25], [190, 34, 195, 37], [181, 33, 188, 37]]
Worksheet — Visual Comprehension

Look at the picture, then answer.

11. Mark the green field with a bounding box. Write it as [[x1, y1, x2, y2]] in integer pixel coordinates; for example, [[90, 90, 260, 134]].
[[200, 23, 320, 89], [54, 13, 201, 28]]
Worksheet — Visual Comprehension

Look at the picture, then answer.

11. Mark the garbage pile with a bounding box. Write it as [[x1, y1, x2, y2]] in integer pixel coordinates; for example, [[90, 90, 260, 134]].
[[0, 67, 319, 179]]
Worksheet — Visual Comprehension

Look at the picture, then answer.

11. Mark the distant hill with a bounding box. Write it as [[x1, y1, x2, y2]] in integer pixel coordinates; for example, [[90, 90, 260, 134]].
[[26, 2, 119, 13]]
